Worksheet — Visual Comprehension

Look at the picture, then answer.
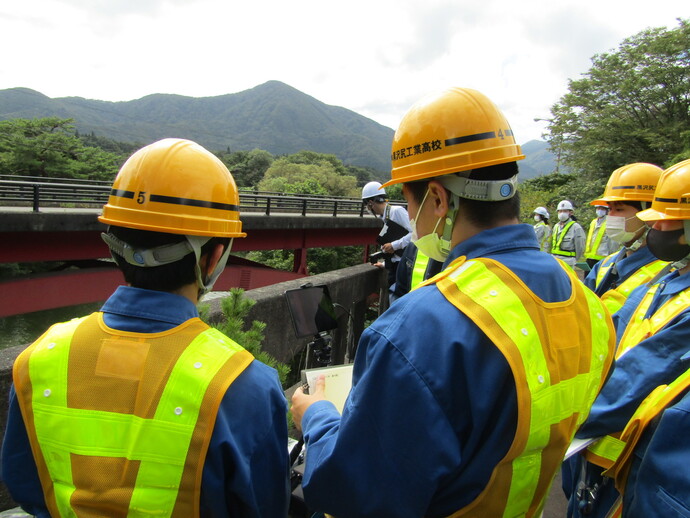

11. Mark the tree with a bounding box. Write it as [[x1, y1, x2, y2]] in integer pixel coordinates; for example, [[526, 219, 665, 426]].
[[258, 153, 359, 197], [0, 118, 123, 180], [546, 19, 690, 181], [219, 148, 274, 188]]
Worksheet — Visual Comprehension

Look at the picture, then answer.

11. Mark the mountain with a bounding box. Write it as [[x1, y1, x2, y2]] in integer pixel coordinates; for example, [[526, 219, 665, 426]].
[[0, 81, 396, 172], [0, 82, 561, 177], [519, 139, 564, 179]]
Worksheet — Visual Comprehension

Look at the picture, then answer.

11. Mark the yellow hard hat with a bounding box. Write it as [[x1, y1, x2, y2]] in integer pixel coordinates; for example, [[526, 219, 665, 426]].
[[99, 138, 246, 238], [638, 158, 690, 221], [590, 162, 663, 205], [383, 87, 524, 188]]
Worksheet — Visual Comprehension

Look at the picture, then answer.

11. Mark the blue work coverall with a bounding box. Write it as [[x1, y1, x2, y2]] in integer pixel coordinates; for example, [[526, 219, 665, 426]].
[[563, 269, 690, 517], [620, 384, 690, 516], [1, 286, 290, 518], [585, 246, 659, 295], [300, 224, 576, 517]]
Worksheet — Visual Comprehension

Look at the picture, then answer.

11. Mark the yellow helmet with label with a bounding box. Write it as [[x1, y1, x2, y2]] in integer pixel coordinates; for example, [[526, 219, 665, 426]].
[[383, 87, 524, 188], [99, 138, 245, 238], [638, 158, 690, 221], [590, 162, 663, 206]]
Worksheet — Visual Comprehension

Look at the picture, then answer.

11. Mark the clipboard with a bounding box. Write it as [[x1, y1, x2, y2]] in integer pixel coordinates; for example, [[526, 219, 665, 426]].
[[300, 364, 354, 414]]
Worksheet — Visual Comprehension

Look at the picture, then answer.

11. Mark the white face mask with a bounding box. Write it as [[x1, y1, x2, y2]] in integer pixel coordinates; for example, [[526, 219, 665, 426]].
[[596, 208, 608, 218], [410, 189, 451, 262], [605, 215, 637, 245], [558, 212, 570, 222], [534, 215, 542, 222]]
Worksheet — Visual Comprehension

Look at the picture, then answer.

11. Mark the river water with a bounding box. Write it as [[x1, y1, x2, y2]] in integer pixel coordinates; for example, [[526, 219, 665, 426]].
[[0, 302, 103, 350]]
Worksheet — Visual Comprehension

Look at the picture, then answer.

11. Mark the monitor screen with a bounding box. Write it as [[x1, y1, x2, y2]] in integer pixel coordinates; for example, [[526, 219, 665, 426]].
[[284, 285, 338, 338]]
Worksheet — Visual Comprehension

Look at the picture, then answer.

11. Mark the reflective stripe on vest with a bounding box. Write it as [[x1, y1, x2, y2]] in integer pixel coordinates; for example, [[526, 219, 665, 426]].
[[419, 257, 613, 518], [599, 259, 669, 315], [605, 366, 690, 495], [595, 252, 619, 289], [551, 221, 576, 256], [410, 250, 432, 289], [585, 219, 607, 261], [617, 284, 690, 359], [13, 314, 253, 517]]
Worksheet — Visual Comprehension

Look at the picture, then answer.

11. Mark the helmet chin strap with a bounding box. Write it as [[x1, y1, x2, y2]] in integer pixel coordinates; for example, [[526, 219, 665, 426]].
[[625, 226, 650, 252], [187, 235, 234, 297], [674, 220, 690, 270]]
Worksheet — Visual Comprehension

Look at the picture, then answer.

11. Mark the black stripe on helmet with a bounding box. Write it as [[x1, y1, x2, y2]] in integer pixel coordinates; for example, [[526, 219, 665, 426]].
[[445, 131, 496, 147], [111, 189, 135, 199], [150, 194, 239, 212]]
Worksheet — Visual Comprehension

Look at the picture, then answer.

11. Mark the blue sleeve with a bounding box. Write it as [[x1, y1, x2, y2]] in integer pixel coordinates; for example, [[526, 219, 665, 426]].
[[624, 391, 690, 517], [300, 331, 459, 518], [0, 385, 51, 518], [201, 360, 290, 518], [577, 312, 690, 438]]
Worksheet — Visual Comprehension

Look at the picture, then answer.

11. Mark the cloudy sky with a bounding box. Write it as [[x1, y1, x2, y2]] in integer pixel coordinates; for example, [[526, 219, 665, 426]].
[[1, 0, 687, 144]]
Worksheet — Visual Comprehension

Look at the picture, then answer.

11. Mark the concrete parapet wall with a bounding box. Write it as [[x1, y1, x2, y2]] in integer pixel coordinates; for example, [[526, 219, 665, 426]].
[[0, 263, 386, 511]]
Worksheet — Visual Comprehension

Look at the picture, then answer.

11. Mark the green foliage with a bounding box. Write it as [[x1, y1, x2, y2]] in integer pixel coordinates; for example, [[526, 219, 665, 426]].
[[519, 173, 606, 224], [546, 19, 690, 182], [0, 117, 123, 180], [200, 288, 291, 388], [217, 148, 274, 188], [246, 246, 365, 275], [258, 152, 359, 197]]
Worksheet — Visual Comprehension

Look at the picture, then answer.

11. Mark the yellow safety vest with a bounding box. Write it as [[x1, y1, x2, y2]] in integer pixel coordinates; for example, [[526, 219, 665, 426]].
[[584, 283, 690, 470], [617, 283, 690, 359], [417, 256, 614, 517], [410, 250, 432, 288], [13, 313, 254, 518], [551, 221, 576, 256], [594, 254, 669, 315], [607, 366, 690, 494], [585, 219, 607, 261], [581, 367, 690, 518]]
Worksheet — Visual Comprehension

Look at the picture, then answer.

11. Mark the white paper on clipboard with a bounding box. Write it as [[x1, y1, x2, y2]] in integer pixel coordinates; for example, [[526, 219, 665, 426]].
[[301, 364, 354, 414], [564, 437, 600, 460]]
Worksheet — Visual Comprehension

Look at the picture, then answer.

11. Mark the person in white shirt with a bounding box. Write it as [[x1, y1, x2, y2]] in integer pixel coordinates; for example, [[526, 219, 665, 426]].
[[361, 181, 412, 286]]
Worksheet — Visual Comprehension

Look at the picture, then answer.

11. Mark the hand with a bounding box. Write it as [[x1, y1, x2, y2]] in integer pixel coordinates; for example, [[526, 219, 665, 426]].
[[381, 243, 395, 254], [290, 375, 326, 432]]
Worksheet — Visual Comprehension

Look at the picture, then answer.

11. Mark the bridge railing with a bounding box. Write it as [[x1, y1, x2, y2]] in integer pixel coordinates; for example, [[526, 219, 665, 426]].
[[0, 177, 380, 216]]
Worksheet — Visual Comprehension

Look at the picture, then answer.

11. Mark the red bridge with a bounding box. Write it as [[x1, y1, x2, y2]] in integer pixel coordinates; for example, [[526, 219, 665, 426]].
[[0, 207, 383, 317]]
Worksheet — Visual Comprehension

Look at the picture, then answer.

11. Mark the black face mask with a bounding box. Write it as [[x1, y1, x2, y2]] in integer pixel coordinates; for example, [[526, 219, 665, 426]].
[[647, 228, 690, 261]]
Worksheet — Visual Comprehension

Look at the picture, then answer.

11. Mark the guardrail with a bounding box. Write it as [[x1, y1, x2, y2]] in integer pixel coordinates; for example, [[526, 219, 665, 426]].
[[0, 177, 387, 217]]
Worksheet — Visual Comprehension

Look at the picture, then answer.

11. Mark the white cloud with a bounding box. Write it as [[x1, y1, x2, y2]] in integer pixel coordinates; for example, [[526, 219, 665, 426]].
[[0, 0, 688, 145]]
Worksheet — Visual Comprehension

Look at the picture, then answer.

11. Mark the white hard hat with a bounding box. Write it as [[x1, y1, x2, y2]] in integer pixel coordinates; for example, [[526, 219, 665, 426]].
[[362, 181, 386, 200], [557, 200, 574, 211], [533, 206, 549, 219]]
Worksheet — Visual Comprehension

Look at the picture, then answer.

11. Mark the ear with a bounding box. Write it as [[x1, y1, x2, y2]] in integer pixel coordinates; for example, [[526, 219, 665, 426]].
[[202, 243, 225, 276], [427, 180, 450, 218]]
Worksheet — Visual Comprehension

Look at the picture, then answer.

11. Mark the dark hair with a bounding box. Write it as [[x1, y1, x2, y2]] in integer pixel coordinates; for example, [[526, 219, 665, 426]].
[[406, 162, 520, 228], [364, 196, 387, 204], [108, 226, 229, 292]]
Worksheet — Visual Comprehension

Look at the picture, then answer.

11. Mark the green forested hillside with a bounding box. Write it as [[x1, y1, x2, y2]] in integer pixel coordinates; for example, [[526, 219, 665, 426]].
[[0, 81, 396, 173]]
